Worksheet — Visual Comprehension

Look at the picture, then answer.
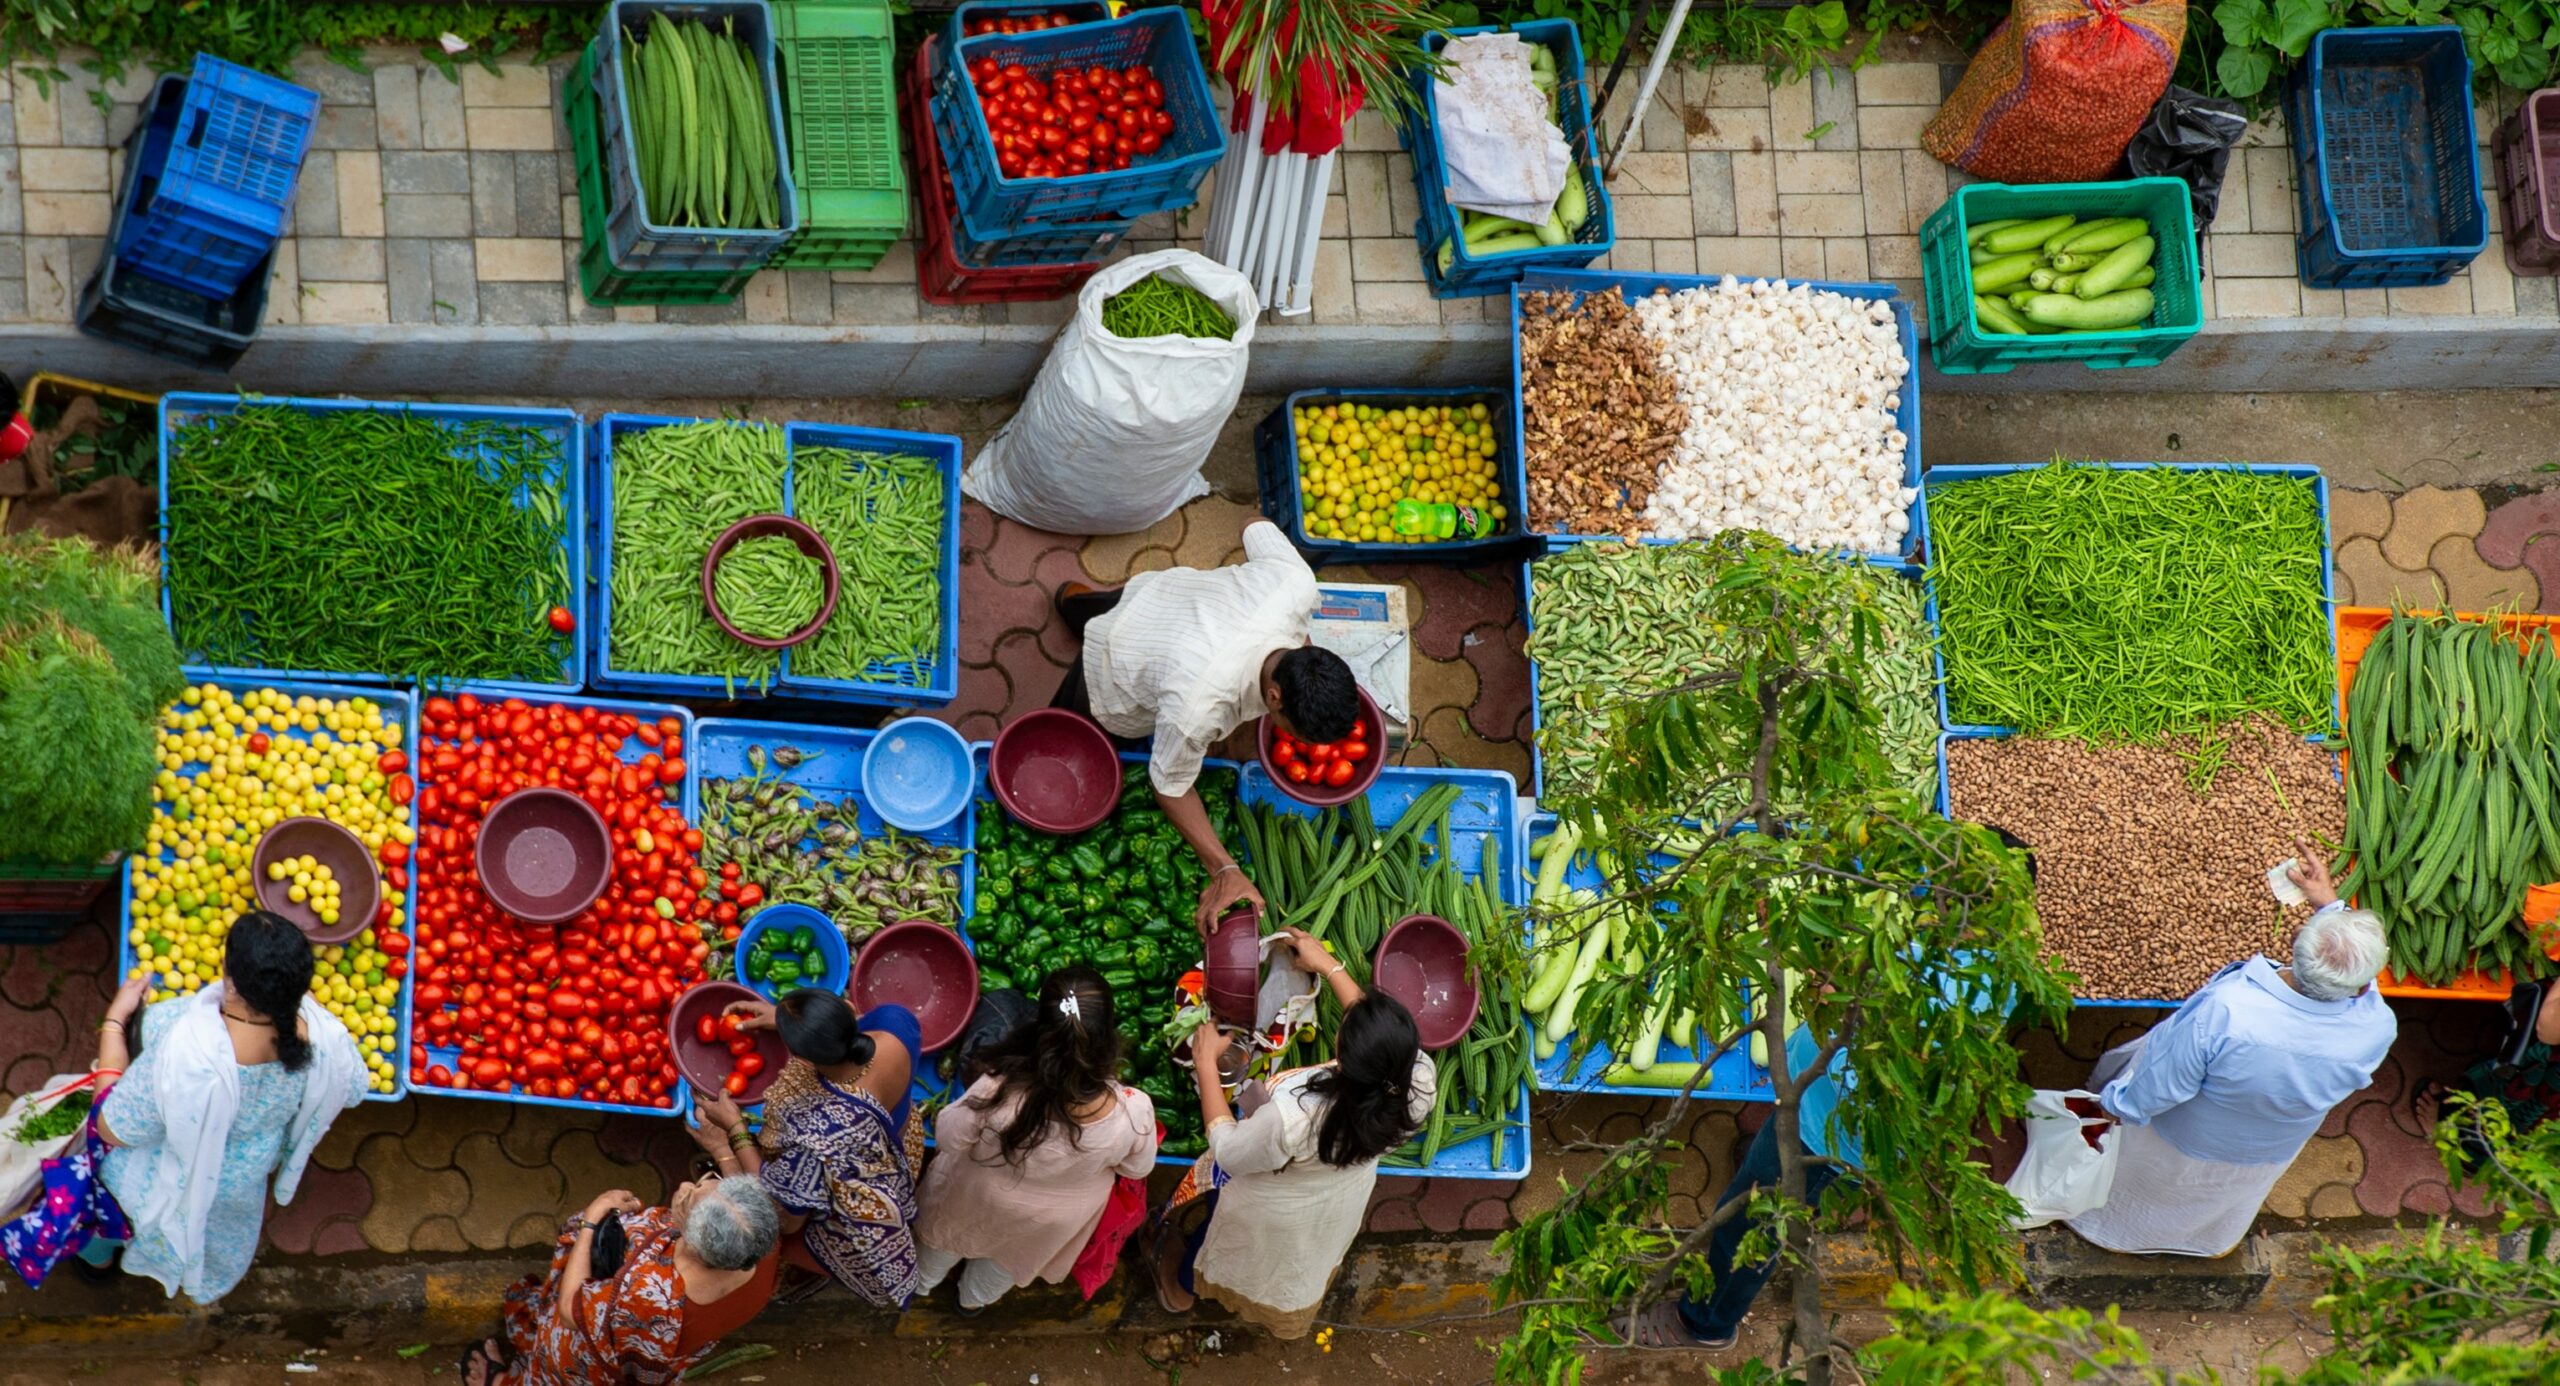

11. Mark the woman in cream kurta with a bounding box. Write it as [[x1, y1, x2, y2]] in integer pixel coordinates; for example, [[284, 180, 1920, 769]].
[[1164, 928, 1434, 1340], [912, 1075, 1157, 1298]]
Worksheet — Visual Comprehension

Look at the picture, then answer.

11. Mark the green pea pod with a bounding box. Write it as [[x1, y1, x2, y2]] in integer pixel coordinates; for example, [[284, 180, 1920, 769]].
[[2074, 235, 2156, 298], [1970, 252, 2040, 293]]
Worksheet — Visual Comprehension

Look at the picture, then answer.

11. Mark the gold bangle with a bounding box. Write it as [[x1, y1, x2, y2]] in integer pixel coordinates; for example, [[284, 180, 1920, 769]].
[[98, 1019, 124, 1032], [727, 1129, 755, 1147]]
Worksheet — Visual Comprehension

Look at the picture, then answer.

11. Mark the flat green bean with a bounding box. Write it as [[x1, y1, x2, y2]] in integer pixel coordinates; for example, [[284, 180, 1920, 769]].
[[710, 535, 824, 640], [792, 446, 944, 686], [609, 420, 786, 688]]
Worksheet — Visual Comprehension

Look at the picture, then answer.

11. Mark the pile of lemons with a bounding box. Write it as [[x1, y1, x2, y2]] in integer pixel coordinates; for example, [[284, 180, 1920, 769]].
[[264, 855, 347, 929], [127, 684, 415, 1095], [1292, 400, 1507, 544]]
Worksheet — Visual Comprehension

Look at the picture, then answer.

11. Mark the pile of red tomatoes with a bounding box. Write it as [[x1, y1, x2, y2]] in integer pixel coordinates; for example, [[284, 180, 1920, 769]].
[[1269, 725, 1373, 789], [408, 693, 711, 1110], [690, 1009, 769, 1097], [960, 8, 1084, 36], [964, 56, 1174, 182]]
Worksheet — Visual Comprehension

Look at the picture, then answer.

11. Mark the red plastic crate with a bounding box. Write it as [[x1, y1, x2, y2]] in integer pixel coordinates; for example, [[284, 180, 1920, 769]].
[[904, 42, 1095, 307], [2494, 88, 2560, 276]]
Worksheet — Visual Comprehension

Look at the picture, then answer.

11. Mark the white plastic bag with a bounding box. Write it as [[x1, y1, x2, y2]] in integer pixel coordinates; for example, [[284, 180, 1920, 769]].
[[964, 249, 1258, 535], [0, 1073, 101, 1221], [2007, 1088, 2119, 1229]]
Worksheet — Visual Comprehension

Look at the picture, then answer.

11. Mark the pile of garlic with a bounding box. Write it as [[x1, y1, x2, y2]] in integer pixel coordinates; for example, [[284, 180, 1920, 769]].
[[1628, 277, 1914, 554]]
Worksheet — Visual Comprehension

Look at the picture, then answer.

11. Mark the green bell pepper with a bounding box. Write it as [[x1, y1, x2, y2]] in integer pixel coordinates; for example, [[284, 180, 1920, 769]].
[[770, 958, 802, 985], [1043, 858, 1077, 885], [1101, 967, 1138, 990], [1101, 917, 1133, 941], [1069, 845, 1107, 880]]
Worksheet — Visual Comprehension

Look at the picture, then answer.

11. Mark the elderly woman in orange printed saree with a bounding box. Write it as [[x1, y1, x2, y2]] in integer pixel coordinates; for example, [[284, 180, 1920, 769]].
[[463, 1174, 781, 1386]]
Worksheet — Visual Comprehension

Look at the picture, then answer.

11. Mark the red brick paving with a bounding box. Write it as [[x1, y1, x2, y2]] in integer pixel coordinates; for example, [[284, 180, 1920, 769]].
[[2476, 492, 2560, 614]]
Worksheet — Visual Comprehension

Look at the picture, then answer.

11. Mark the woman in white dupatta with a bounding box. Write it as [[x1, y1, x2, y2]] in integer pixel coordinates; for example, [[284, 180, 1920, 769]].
[[87, 911, 366, 1302]]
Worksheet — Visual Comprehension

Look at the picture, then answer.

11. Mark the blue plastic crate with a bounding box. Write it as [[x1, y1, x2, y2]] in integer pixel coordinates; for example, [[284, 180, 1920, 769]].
[[1921, 463, 2337, 739], [1250, 387, 1534, 567], [1509, 269, 1921, 562], [157, 393, 587, 693], [168, 54, 320, 202], [931, 6, 1223, 225], [777, 422, 963, 706], [118, 55, 315, 297], [116, 679, 420, 1103], [2286, 26, 2487, 289], [694, 717, 979, 1110], [939, 0, 1110, 84], [83, 78, 271, 371], [1522, 549, 1936, 800], [594, 3, 800, 273], [415, 689, 700, 1119], [1403, 20, 1613, 299], [1515, 812, 1775, 1100], [590, 414, 962, 705], [1235, 764, 1533, 1181]]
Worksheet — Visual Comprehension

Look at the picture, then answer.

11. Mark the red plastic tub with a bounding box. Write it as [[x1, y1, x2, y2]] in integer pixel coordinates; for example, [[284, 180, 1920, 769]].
[[1373, 913, 1479, 1049], [854, 920, 980, 1053], [2495, 87, 2560, 276], [475, 787, 612, 925], [1256, 688, 1387, 808], [251, 817, 381, 945], [669, 980, 791, 1104], [989, 707, 1120, 834]]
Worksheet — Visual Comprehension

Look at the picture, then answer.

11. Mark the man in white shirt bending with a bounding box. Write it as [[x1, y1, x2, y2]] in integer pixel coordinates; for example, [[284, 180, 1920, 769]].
[[1053, 516, 1362, 930]]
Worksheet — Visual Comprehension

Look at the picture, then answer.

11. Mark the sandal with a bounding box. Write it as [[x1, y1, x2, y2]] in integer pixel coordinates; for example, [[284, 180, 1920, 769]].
[[1151, 1228, 1195, 1315], [1625, 1301, 1734, 1350]]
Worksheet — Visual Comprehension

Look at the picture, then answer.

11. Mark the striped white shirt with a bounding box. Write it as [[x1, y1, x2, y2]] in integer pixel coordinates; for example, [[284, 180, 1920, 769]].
[[1083, 520, 1318, 797]]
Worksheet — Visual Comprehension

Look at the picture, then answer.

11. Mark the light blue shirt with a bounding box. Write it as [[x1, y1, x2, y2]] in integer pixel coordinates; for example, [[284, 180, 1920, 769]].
[[2098, 952, 2396, 1166], [1788, 1023, 1862, 1171]]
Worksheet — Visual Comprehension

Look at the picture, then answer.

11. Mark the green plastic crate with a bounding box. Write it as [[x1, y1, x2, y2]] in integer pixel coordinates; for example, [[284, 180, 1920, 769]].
[[1918, 176, 2202, 375], [567, 44, 754, 306], [771, 0, 906, 271]]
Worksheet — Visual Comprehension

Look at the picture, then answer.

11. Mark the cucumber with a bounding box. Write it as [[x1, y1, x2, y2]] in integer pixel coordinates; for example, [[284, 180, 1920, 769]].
[[2028, 267, 2061, 291], [2059, 218, 2149, 253], [2018, 287, 2155, 331], [1973, 294, 2035, 334], [2075, 235, 2157, 298], [1970, 251, 2039, 292], [1963, 217, 2025, 247], [2046, 251, 2099, 272], [1981, 214, 2075, 254]]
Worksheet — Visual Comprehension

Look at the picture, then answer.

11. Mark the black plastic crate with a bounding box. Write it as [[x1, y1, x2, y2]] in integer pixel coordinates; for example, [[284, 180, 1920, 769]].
[[1251, 387, 1533, 567], [79, 76, 269, 371]]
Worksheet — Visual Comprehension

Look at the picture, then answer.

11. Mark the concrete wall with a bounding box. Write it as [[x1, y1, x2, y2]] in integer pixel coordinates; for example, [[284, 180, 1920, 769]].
[[12, 313, 2560, 401]]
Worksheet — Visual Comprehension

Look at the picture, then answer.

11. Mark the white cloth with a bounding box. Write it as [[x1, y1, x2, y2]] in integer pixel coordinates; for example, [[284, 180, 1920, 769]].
[[115, 982, 365, 1294], [1432, 34, 1571, 224], [2067, 1037, 2288, 1256], [1083, 520, 1318, 797], [915, 1244, 1022, 1310], [1192, 1053, 1436, 1332], [2097, 946, 2395, 1164]]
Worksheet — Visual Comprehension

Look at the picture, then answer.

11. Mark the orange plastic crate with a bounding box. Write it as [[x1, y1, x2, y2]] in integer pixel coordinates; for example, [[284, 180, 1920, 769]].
[[2337, 605, 2560, 999]]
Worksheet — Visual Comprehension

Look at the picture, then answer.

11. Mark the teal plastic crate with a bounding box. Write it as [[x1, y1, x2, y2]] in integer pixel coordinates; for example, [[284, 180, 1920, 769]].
[[1918, 176, 2202, 375]]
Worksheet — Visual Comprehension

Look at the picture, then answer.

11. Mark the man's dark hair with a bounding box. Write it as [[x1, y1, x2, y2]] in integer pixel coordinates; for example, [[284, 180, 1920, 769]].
[[1272, 646, 1360, 742]]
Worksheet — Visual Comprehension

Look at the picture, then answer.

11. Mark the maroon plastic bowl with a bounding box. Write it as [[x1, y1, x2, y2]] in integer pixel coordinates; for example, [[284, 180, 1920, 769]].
[[251, 817, 381, 945], [476, 787, 612, 924], [669, 980, 790, 1105], [1373, 914, 1478, 1049], [989, 707, 1120, 834], [701, 513, 841, 651], [853, 920, 980, 1054], [1203, 901, 1262, 1028], [1257, 687, 1386, 807]]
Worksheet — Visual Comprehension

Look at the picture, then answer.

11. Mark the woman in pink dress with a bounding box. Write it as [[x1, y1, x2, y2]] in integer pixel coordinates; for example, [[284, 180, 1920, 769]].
[[912, 966, 1159, 1310]]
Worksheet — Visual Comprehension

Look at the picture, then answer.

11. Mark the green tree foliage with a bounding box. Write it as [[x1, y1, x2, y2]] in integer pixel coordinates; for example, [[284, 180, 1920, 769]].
[[1492, 533, 2075, 1386], [0, 2, 596, 96]]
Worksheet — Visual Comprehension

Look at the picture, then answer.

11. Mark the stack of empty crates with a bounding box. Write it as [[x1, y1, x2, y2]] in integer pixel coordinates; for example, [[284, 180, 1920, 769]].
[[78, 55, 318, 369]]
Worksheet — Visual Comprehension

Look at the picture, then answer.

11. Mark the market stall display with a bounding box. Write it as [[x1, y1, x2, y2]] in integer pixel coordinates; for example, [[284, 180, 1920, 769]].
[[2286, 26, 2485, 289], [1940, 718, 2344, 1004], [905, 40, 1103, 304], [2336, 608, 2560, 991], [788, 430, 956, 696], [1517, 814, 1772, 1100], [598, 415, 789, 695], [1918, 177, 2204, 374], [118, 679, 417, 1098], [1512, 270, 1919, 558], [1524, 539, 1939, 810], [1406, 20, 1610, 299], [2, 374, 158, 542], [409, 690, 704, 1115], [1251, 389, 1523, 563], [1926, 462, 2335, 740], [967, 756, 1234, 1159], [1, 534, 186, 928], [1236, 766, 1531, 1179], [159, 394, 582, 690], [593, 0, 800, 271]]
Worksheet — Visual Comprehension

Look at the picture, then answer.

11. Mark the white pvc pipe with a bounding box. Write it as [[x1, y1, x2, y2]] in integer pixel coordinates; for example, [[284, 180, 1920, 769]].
[[1605, 0, 1691, 181], [1279, 148, 1335, 316], [1214, 97, 1270, 272], [1259, 151, 1305, 312]]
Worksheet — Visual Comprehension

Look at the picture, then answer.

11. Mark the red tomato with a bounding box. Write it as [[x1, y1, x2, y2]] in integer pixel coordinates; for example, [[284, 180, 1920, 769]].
[[547, 605, 576, 633], [1340, 739, 1369, 762], [724, 1072, 750, 1096], [695, 1015, 719, 1044], [736, 1053, 765, 1077], [1283, 759, 1311, 784], [1323, 758, 1356, 787]]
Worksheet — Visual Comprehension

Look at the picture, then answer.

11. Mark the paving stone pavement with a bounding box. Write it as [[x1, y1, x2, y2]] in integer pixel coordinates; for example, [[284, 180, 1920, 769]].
[[3, 482, 2547, 1271], [11, 44, 2557, 336]]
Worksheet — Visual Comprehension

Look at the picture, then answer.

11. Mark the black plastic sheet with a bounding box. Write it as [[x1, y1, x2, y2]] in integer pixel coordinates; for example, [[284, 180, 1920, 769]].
[[2126, 84, 2250, 228]]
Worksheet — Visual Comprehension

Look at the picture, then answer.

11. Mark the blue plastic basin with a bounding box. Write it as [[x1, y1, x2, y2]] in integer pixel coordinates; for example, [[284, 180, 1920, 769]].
[[862, 716, 975, 833]]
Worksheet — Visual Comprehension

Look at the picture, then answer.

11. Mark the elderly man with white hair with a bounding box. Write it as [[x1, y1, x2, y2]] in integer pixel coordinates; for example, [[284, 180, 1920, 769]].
[[2066, 840, 2397, 1257]]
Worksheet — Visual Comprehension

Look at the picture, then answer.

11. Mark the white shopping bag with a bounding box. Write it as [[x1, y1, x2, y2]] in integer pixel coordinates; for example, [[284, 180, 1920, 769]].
[[2007, 1088, 2119, 1229], [0, 1073, 103, 1221]]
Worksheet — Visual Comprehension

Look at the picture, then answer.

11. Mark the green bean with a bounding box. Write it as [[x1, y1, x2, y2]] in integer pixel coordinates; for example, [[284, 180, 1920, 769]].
[[1100, 273, 1236, 340], [710, 535, 824, 640], [791, 446, 945, 687], [1927, 461, 2330, 746], [608, 420, 786, 689], [163, 404, 571, 682]]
